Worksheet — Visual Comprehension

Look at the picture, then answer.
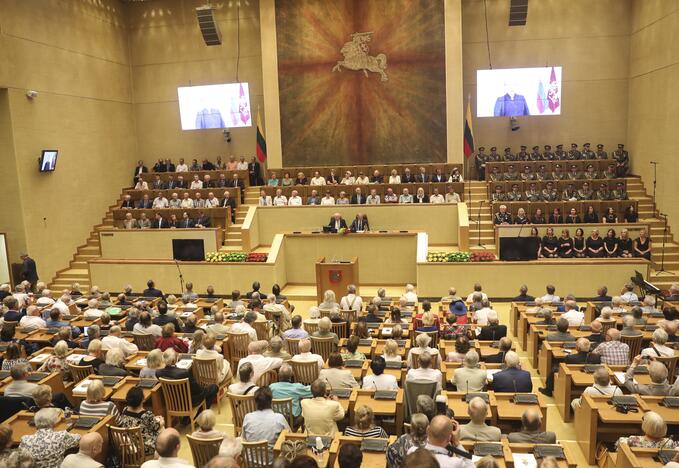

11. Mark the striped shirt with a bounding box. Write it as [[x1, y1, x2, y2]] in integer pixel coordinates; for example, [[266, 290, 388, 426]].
[[344, 426, 388, 438], [79, 400, 120, 423]]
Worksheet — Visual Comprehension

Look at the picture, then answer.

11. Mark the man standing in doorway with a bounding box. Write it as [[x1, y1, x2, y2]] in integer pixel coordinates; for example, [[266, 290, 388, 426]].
[[20, 252, 38, 292]]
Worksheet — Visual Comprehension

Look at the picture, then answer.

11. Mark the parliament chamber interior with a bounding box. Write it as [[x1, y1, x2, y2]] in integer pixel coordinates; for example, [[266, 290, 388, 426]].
[[1, 0, 679, 467]]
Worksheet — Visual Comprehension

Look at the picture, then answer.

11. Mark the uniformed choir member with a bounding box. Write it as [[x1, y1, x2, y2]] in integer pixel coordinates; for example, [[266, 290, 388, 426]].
[[577, 182, 594, 200], [503, 147, 515, 161], [613, 143, 629, 176], [488, 146, 501, 161], [568, 143, 582, 160], [613, 182, 628, 200], [508, 184, 523, 201], [543, 144, 555, 160], [542, 181, 559, 201], [555, 144, 567, 160], [552, 164, 565, 180], [475, 146, 488, 180], [505, 165, 519, 181], [494, 205, 513, 225], [584, 164, 598, 180], [520, 165, 535, 181], [597, 182, 613, 200], [489, 166, 502, 182], [562, 184, 577, 201], [582, 143, 596, 159], [596, 144, 608, 160], [603, 163, 617, 179], [536, 165, 550, 181], [491, 186, 506, 202], [567, 165, 583, 180], [525, 183, 541, 202], [517, 145, 529, 161]]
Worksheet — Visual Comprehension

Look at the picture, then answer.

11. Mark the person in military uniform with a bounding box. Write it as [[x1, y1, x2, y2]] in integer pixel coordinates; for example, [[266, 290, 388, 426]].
[[507, 183, 523, 201], [504, 164, 520, 181], [567, 164, 583, 180], [613, 143, 629, 176], [474, 146, 488, 181], [562, 183, 577, 201], [494, 204, 513, 225], [528, 145, 542, 161], [582, 143, 596, 160], [520, 165, 535, 181], [555, 144, 567, 160], [488, 146, 502, 161], [525, 182, 542, 202], [568, 143, 582, 160], [596, 144, 608, 160], [491, 185, 507, 203], [503, 147, 516, 161], [612, 181, 628, 200], [603, 163, 617, 179], [584, 164, 599, 180], [597, 181, 613, 200], [543, 144, 555, 160], [551, 164, 565, 180], [577, 182, 594, 200], [489, 166, 503, 182], [536, 165, 551, 181], [541, 181, 560, 201], [516, 145, 529, 161]]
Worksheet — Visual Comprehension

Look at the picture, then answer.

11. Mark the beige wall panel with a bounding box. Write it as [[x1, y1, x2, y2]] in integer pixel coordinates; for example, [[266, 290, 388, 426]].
[[631, 0, 679, 32], [283, 235, 417, 285], [99, 229, 220, 259]]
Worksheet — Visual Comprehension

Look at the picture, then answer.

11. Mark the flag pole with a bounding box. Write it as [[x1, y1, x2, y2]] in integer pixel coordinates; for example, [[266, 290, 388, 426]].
[[257, 104, 268, 181]]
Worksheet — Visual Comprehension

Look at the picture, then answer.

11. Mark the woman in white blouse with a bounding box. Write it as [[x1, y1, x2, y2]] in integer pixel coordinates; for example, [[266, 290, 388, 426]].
[[388, 169, 401, 184], [341, 171, 355, 185], [196, 333, 232, 384]]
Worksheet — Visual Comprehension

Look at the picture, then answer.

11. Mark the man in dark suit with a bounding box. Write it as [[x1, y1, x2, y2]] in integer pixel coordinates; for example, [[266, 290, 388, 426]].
[[121, 195, 135, 209], [513, 285, 535, 302], [327, 213, 348, 232], [248, 157, 262, 186], [153, 301, 182, 331], [137, 195, 153, 209], [202, 159, 215, 171], [483, 337, 512, 363], [229, 174, 245, 203], [401, 168, 415, 183], [194, 212, 211, 228], [152, 213, 168, 229], [221, 191, 237, 223], [431, 169, 446, 183], [350, 187, 365, 205], [20, 253, 38, 290], [175, 176, 187, 189], [156, 348, 217, 407], [151, 176, 165, 190], [143, 280, 164, 298], [133, 160, 147, 184], [492, 351, 532, 392], [2, 297, 22, 322], [415, 167, 429, 183], [539, 338, 599, 396], [593, 286, 612, 302], [162, 159, 175, 173], [350, 214, 369, 232], [477, 311, 507, 341], [165, 175, 178, 190], [179, 212, 194, 229]]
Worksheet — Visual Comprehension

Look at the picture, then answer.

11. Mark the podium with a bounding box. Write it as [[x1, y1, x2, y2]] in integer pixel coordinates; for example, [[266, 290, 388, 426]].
[[315, 257, 359, 304]]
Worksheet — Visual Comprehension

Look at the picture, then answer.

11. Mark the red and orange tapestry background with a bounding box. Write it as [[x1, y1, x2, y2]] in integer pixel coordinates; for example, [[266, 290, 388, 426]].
[[275, 0, 447, 166]]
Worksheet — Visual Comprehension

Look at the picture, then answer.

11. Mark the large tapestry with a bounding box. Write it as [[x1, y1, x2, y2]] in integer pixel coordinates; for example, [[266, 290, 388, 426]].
[[275, 0, 447, 166]]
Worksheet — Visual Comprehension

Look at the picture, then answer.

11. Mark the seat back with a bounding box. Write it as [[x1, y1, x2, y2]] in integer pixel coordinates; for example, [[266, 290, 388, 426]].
[[227, 392, 257, 436], [340, 309, 358, 323], [413, 330, 439, 348], [410, 351, 439, 370], [0, 396, 33, 423], [285, 338, 301, 356], [192, 357, 219, 387], [290, 360, 320, 385], [600, 320, 616, 335], [318, 308, 333, 319], [310, 336, 335, 362], [108, 425, 147, 468], [159, 377, 193, 414], [303, 321, 319, 335], [254, 321, 270, 341], [404, 380, 438, 422], [186, 434, 223, 467], [619, 334, 642, 362], [331, 321, 348, 340], [256, 369, 278, 387], [241, 440, 272, 468], [272, 398, 294, 428], [655, 355, 678, 382], [132, 333, 156, 351], [69, 363, 93, 383], [226, 332, 251, 368]]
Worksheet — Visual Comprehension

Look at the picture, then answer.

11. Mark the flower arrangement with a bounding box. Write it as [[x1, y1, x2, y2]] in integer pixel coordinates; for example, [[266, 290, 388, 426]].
[[205, 251, 267, 262], [426, 252, 449, 263], [471, 251, 496, 262], [338, 227, 347, 235], [246, 252, 268, 262], [426, 251, 473, 263]]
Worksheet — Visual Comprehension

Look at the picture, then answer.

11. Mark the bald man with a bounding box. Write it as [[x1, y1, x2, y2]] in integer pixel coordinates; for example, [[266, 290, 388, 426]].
[[592, 329, 630, 365], [625, 357, 679, 396], [61, 433, 104, 468], [507, 409, 556, 443], [408, 415, 475, 467], [459, 397, 501, 442], [140, 428, 194, 467]]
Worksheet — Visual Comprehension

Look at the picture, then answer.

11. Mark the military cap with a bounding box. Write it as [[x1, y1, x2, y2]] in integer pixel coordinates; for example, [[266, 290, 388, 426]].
[[532, 146, 539, 150], [478, 146, 485, 151], [597, 144, 604, 149]]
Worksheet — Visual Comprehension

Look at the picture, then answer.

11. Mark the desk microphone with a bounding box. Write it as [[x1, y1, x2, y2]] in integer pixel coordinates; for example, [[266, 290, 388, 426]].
[[513, 378, 518, 394]]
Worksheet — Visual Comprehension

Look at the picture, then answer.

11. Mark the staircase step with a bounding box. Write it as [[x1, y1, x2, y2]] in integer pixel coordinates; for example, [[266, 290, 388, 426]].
[[224, 239, 242, 246]]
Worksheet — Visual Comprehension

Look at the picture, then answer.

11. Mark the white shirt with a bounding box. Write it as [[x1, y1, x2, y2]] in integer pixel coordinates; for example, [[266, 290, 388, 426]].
[[236, 161, 248, 170], [341, 177, 355, 185], [259, 196, 272, 206], [230, 322, 258, 341], [406, 367, 442, 392], [388, 175, 401, 184], [561, 309, 585, 326], [581, 383, 621, 398], [190, 180, 203, 189], [473, 307, 493, 326], [84, 308, 104, 319], [133, 323, 163, 336], [621, 291, 639, 303], [362, 373, 399, 390], [273, 195, 287, 206], [141, 457, 194, 468], [169, 198, 181, 208], [641, 344, 675, 358], [366, 195, 381, 204], [288, 196, 302, 206], [101, 334, 139, 357], [310, 177, 326, 186], [541, 294, 560, 303], [403, 291, 418, 303], [61, 452, 104, 468], [407, 444, 474, 468], [134, 181, 149, 190], [430, 194, 445, 203], [53, 300, 70, 315], [340, 294, 363, 311], [176, 164, 188, 172], [320, 197, 335, 205], [204, 197, 219, 208], [355, 176, 370, 184], [237, 354, 284, 381], [19, 315, 46, 331], [445, 192, 461, 203], [153, 197, 169, 209], [291, 352, 324, 371], [180, 199, 194, 208], [466, 292, 488, 302], [36, 297, 55, 306]]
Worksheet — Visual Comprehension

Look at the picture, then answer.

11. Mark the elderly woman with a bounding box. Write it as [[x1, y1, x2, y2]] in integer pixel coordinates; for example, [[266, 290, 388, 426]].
[[190, 329, 206, 354], [140, 348, 164, 379], [78, 339, 105, 372], [19, 408, 80, 468], [598, 306, 617, 328], [319, 353, 358, 389], [119, 386, 163, 455], [406, 333, 440, 368], [382, 339, 402, 363], [155, 323, 189, 352], [38, 340, 69, 374], [1, 342, 28, 371], [191, 409, 225, 439], [341, 335, 366, 361], [416, 312, 438, 333], [196, 333, 232, 384], [124, 307, 140, 331], [28, 384, 55, 412], [453, 351, 487, 392], [0, 424, 33, 466], [344, 405, 388, 438], [79, 379, 121, 422], [134, 311, 162, 336], [386, 412, 428, 467], [263, 336, 291, 361], [311, 317, 339, 346], [304, 306, 321, 326], [446, 336, 471, 363], [620, 315, 642, 337], [319, 290, 340, 310], [616, 411, 679, 449], [641, 328, 674, 358], [98, 348, 128, 377]]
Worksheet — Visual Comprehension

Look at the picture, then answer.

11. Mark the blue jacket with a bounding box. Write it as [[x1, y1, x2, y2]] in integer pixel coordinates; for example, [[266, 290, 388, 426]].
[[492, 367, 532, 393]]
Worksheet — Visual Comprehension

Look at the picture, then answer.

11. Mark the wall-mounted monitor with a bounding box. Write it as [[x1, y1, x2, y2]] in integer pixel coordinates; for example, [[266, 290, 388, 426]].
[[38, 150, 59, 172], [177, 83, 252, 130], [476, 67, 562, 117]]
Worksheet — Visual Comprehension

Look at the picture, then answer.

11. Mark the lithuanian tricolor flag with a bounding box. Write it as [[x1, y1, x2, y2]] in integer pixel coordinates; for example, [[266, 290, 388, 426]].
[[256, 110, 267, 163], [463, 99, 474, 158]]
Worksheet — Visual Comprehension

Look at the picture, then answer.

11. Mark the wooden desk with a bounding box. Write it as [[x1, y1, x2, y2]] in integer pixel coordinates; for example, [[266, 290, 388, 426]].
[[505, 441, 577, 468], [125, 351, 151, 372], [110, 377, 164, 415], [493, 392, 547, 433], [441, 391, 492, 422], [0, 372, 65, 397], [329, 435, 397, 468], [274, 431, 334, 468], [554, 364, 616, 422], [350, 389, 404, 436], [614, 444, 666, 468]]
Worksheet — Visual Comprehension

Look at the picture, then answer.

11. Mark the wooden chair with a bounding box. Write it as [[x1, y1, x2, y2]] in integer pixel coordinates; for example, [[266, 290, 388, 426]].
[[187, 434, 223, 467], [655, 355, 678, 382], [132, 332, 156, 351], [340, 309, 358, 323], [228, 392, 257, 436], [256, 369, 278, 387], [226, 332, 250, 369], [108, 425, 147, 468], [318, 308, 333, 318], [310, 336, 335, 362], [290, 360, 319, 385], [409, 350, 439, 370], [413, 330, 439, 348], [241, 440, 272, 468], [331, 321, 348, 340], [600, 320, 616, 335], [159, 377, 205, 432], [620, 334, 643, 362], [254, 320, 270, 341], [192, 357, 228, 414], [285, 337, 301, 356], [69, 363, 93, 383], [303, 321, 319, 335], [272, 398, 294, 429]]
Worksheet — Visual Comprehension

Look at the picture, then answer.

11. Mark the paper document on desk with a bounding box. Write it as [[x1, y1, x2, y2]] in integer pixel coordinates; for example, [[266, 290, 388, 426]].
[[613, 371, 634, 385], [73, 379, 93, 394], [176, 359, 192, 369], [512, 453, 537, 468], [29, 354, 50, 362], [66, 354, 88, 363], [135, 359, 148, 366]]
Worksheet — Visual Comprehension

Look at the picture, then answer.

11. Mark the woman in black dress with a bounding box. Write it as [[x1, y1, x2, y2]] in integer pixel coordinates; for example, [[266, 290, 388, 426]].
[[531, 208, 546, 224], [618, 229, 634, 258], [634, 228, 652, 260], [573, 228, 587, 258], [603, 228, 619, 257], [565, 207, 581, 224], [603, 207, 618, 223], [624, 206, 638, 223], [584, 205, 599, 223], [515, 207, 530, 224], [531, 227, 542, 258], [558, 229, 574, 258], [586, 229, 605, 257], [541, 227, 559, 258], [549, 207, 563, 224]]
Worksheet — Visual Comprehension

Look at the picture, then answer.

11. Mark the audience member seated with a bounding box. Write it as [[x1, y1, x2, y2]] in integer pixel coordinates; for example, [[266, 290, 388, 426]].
[[460, 397, 501, 442], [19, 408, 80, 468], [154, 324, 188, 353], [483, 337, 512, 364], [472, 299, 494, 326], [60, 433, 104, 468], [386, 412, 428, 467], [319, 353, 359, 389], [446, 336, 471, 363], [229, 311, 259, 342], [546, 318, 576, 342], [5, 364, 38, 398], [101, 325, 139, 357], [492, 351, 532, 393], [157, 348, 218, 407], [540, 338, 601, 396], [620, 315, 642, 337], [0, 342, 28, 371], [79, 379, 121, 423], [141, 427, 193, 468], [625, 357, 678, 396], [571, 367, 621, 411], [228, 362, 258, 396], [98, 348, 129, 377], [140, 348, 163, 380], [269, 364, 312, 428], [592, 329, 630, 365], [508, 409, 556, 443], [453, 351, 487, 392], [319, 290, 340, 311], [363, 356, 399, 390], [642, 328, 674, 358], [344, 404, 388, 438], [615, 411, 679, 449], [119, 386, 163, 455], [300, 379, 345, 436], [34, 340, 66, 375], [18, 305, 46, 332], [283, 314, 309, 340], [382, 340, 402, 363], [477, 311, 507, 340], [290, 338, 324, 372], [407, 333, 440, 368], [340, 284, 362, 311], [341, 335, 366, 361], [406, 352, 443, 392], [243, 387, 290, 458], [237, 340, 284, 381]]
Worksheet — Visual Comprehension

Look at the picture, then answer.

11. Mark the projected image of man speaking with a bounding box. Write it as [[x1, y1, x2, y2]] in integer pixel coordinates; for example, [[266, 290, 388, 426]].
[[493, 80, 530, 117]]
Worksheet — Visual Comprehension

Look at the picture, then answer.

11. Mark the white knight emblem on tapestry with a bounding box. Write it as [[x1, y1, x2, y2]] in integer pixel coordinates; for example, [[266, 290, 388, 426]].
[[332, 32, 388, 82]]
